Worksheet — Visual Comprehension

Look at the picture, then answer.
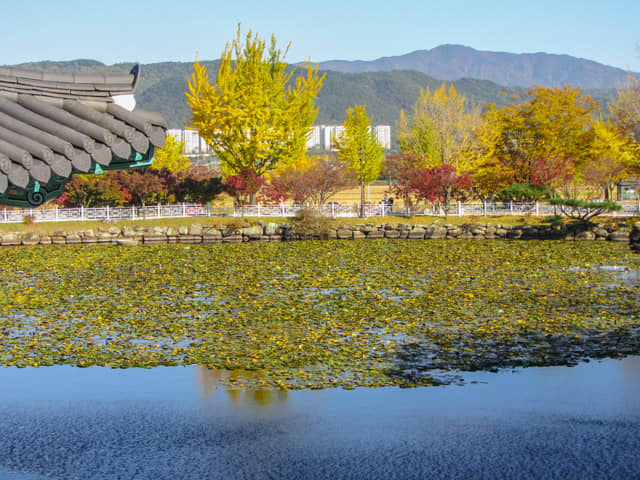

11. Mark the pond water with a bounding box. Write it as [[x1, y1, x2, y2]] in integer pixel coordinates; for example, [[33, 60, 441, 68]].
[[1, 356, 639, 479]]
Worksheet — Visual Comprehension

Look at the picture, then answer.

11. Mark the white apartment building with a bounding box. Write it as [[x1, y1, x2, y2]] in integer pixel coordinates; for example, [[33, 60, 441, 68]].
[[373, 125, 392, 149], [169, 125, 392, 155], [320, 125, 345, 150], [306, 126, 321, 149], [166, 128, 212, 154], [309, 125, 392, 150]]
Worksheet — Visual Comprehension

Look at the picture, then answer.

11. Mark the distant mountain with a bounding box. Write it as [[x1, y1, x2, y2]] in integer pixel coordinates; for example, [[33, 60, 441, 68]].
[[316, 44, 638, 89], [5, 56, 619, 129], [133, 67, 537, 128], [313, 70, 529, 125]]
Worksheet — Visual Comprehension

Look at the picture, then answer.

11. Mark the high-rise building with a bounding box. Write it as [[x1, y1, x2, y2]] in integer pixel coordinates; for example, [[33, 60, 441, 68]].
[[307, 125, 391, 150], [373, 125, 392, 149], [169, 125, 392, 156], [306, 126, 321, 149], [319, 126, 332, 150], [166, 128, 212, 154]]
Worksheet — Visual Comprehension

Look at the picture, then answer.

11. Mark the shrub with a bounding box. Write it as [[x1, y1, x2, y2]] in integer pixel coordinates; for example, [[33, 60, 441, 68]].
[[290, 208, 334, 238], [542, 215, 564, 225], [495, 183, 556, 202], [549, 198, 622, 222], [224, 218, 250, 234]]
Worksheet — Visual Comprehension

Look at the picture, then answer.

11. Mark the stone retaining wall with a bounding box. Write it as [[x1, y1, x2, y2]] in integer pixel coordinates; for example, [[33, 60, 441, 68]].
[[2, 221, 639, 251], [631, 224, 640, 252]]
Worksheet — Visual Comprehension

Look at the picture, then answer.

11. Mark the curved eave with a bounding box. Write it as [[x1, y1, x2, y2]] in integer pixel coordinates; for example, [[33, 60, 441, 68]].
[[0, 63, 166, 208], [0, 146, 158, 208], [0, 94, 165, 207]]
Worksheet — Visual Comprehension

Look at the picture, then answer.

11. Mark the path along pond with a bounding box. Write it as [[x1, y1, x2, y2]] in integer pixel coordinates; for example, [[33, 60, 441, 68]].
[[0, 240, 639, 478]]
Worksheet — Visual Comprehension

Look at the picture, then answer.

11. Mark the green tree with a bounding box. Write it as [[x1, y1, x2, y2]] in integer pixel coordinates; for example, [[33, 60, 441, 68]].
[[495, 183, 557, 202], [150, 134, 190, 173], [186, 25, 324, 179], [334, 105, 384, 217], [549, 197, 622, 223]]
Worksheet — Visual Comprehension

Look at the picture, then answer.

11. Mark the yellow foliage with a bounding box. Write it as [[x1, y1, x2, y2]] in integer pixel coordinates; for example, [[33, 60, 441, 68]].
[[609, 75, 640, 146], [397, 83, 481, 172], [472, 86, 600, 196], [581, 119, 640, 198], [273, 153, 315, 176], [150, 134, 190, 173], [334, 105, 384, 184], [186, 25, 324, 176]]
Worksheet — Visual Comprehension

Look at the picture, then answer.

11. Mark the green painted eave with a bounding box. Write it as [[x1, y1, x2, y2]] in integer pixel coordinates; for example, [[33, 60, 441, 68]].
[[0, 147, 156, 208]]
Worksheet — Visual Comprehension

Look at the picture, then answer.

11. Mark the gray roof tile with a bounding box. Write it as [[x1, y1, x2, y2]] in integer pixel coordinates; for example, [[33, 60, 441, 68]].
[[0, 64, 167, 206], [0, 65, 138, 100]]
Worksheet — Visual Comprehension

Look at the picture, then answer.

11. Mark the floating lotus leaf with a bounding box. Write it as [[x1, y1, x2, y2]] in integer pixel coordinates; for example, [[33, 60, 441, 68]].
[[0, 240, 639, 389]]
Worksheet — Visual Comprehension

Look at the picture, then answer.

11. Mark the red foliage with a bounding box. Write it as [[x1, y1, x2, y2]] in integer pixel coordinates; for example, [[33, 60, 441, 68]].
[[530, 156, 574, 188], [223, 168, 265, 204], [57, 174, 132, 207], [387, 152, 431, 207], [263, 157, 354, 205], [414, 164, 472, 202], [112, 169, 167, 206], [53, 193, 69, 206], [260, 177, 293, 203], [392, 165, 422, 206]]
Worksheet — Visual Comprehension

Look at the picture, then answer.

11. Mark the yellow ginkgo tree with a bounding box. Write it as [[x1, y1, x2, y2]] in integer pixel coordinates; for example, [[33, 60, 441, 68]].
[[334, 105, 384, 217], [609, 75, 640, 147], [582, 119, 640, 200], [150, 134, 190, 173], [396, 83, 481, 172], [186, 26, 324, 179]]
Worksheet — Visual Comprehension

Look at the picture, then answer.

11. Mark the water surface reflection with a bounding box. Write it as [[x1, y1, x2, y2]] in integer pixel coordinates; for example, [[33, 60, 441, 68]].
[[0, 358, 639, 479]]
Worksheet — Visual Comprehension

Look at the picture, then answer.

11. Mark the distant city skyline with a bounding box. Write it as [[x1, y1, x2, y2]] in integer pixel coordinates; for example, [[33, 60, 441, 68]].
[[168, 125, 393, 157], [2, 1, 638, 72]]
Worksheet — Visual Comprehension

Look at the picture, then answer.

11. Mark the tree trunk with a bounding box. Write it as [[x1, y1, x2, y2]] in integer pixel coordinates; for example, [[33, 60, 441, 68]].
[[444, 185, 452, 219], [360, 179, 365, 218]]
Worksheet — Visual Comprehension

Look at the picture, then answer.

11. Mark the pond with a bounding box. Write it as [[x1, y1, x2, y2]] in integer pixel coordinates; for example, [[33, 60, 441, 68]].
[[1, 239, 639, 477], [0, 357, 639, 479], [1, 240, 639, 388]]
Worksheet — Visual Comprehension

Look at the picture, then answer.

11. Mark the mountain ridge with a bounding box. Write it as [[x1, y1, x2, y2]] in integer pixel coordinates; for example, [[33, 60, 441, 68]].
[[315, 44, 638, 89], [5, 45, 627, 128]]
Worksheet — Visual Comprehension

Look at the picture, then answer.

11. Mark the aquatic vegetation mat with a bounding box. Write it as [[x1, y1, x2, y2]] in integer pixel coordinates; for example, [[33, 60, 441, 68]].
[[1, 240, 639, 389]]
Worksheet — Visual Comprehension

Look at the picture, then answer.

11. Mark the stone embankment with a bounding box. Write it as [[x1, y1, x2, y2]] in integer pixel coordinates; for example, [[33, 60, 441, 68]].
[[1, 221, 639, 249], [631, 223, 640, 252]]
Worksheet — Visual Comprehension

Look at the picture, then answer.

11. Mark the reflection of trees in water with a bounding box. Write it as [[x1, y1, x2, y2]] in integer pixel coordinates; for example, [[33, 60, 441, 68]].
[[196, 366, 289, 406], [622, 355, 640, 382]]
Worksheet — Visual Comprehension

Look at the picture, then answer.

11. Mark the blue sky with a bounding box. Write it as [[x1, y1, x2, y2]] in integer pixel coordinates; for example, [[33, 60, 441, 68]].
[[2, 0, 639, 71]]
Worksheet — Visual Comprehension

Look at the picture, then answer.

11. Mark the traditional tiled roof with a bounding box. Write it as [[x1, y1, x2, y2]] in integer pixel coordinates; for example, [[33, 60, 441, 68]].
[[0, 64, 167, 207], [0, 65, 140, 101]]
